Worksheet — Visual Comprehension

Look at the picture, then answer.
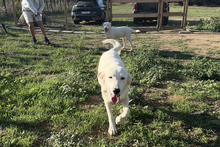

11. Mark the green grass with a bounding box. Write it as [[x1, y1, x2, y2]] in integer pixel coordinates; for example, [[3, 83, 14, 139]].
[[112, 4, 220, 19], [1, 29, 219, 147], [170, 6, 220, 19], [1, 4, 220, 147], [111, 5, 220, 26]]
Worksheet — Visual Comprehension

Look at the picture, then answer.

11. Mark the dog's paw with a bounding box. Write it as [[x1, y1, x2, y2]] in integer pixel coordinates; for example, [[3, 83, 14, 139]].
[[116, 116, 123, 125], [108, 126, 117, 136]]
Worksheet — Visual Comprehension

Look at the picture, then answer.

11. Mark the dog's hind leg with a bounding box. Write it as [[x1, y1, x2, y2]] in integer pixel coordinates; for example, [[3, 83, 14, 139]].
[[115, 96, 130, 125], [108, 43, 112, 49], [127, 35, 133, 51]]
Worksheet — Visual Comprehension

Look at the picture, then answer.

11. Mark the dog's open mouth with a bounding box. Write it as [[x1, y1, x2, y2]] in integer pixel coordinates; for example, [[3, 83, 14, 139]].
[[111, 94, 120, 104], [104, 27, 108, 32]]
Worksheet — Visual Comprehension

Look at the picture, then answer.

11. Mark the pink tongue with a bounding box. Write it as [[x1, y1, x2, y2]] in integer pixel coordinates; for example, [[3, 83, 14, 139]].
[[111, 94, 119, 104], [105, 28, 108, 32]]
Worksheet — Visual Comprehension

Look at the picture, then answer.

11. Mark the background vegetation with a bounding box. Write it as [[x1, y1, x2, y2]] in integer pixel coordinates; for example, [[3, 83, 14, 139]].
[[188, 0, 220, 6]]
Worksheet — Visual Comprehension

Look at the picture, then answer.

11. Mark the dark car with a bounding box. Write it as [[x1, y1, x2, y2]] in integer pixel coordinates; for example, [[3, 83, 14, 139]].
[[133, 2, 169, 25], [71, 0, 106, 24]]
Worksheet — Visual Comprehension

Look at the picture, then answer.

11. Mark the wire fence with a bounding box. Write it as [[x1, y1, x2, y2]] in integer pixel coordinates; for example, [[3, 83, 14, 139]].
[[0, 0, 76, 16]]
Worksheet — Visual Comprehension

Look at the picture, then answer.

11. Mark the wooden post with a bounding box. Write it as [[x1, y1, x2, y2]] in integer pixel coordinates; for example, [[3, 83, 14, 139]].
[[64, 0, 68, 30], [158, 0, 163, 29], [107, 0, 109, 22], [12, 0, 17, 27], [182, 0, 189, 28], [107, 0, 188, 31], [181, 0, 186, 27], [110, 0, 112, 23]]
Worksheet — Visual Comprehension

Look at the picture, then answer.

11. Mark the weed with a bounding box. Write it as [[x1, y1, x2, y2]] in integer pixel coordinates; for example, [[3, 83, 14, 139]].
[[74, 33, 86, 52]]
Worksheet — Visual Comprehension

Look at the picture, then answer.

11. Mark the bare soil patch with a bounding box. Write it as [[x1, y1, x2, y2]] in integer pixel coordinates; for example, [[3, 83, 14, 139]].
[[155, 30, 220, 59], [52, 29, 220, 61]]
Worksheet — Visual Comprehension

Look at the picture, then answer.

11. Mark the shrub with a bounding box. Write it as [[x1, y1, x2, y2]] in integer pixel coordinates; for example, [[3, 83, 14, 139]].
[[188, 0, 220, 6], [196, 17, 220, 32]]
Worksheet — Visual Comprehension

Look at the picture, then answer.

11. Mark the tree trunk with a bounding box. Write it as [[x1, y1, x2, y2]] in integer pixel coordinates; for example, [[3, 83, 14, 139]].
[[67, 0, 70, 9], [12, 0, 17, 26], [59, 0, 62, 11], [56, 0, 59, 11], [2, 0, 7, 15], [64, 0, 68, 30], [53, 0, 56, 8], [50, 0, 53, 12], [45, 0, 49, 9]]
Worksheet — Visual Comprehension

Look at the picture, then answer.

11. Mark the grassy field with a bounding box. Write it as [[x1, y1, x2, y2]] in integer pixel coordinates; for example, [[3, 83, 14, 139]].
[[1, 3, 220, 147]]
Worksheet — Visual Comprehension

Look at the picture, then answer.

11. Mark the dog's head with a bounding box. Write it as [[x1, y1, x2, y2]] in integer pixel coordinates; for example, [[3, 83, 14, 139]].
[[103, 22, 111, 33], [98, 67, 132, 104]]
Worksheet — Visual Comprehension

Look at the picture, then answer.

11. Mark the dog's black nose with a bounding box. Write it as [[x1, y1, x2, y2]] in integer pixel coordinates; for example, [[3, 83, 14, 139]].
[[113, 88, 120, 95]]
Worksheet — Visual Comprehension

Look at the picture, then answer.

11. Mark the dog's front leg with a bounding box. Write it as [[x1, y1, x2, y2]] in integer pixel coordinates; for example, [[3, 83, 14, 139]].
[[116, 96, 130, 124], [104, 101, 117, 135]]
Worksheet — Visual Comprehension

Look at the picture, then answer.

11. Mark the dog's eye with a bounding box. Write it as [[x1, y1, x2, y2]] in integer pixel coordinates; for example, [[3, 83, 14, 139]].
[[121, 77, 125, 80], [109, 76, 112, 79]]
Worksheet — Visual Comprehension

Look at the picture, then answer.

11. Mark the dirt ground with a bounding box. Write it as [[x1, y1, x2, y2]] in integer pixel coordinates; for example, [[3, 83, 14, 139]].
[[134, 30, 220, 60], [35, 24, 220, 60]]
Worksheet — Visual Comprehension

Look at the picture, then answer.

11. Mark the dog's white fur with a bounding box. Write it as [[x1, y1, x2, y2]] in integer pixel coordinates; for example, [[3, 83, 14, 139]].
[[98, 39, 132, 136], [103, 22, 140, 53]]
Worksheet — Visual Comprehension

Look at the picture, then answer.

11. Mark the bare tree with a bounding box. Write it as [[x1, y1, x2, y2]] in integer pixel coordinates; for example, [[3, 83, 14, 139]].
[[52, 0, 55, 8], [45, 0, 49, 9], [59, 0, 63, 11], [50, 0, 53, 12], [2, 0, 7, 15]]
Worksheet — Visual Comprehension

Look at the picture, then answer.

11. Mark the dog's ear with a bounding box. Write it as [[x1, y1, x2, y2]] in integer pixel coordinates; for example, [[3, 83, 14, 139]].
[[127, 73, 132, 85], [98, 72, 105, 84], [103, 22, 108, 27]]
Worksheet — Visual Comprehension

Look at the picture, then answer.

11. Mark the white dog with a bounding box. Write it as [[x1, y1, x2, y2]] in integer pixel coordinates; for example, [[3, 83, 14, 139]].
[[98, 39, 132, 136], [103, 22, 140, 53]]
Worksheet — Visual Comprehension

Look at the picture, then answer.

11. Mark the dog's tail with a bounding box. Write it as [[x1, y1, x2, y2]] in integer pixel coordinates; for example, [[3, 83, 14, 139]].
[[102, 39, 122, 54], [131, 29, 140, 33]]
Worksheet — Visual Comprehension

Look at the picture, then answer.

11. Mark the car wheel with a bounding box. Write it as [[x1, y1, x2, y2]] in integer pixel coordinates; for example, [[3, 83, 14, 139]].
[[74, 20, 80, 24]]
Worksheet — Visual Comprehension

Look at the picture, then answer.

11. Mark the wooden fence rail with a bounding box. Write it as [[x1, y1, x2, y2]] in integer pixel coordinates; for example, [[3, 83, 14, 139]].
[[107, 0, 189, 30]]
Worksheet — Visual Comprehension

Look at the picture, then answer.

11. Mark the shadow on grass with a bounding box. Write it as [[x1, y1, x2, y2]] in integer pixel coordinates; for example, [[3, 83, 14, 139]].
[[0, 118, 51, 146], [130, 91, 220, 146], [155, 101, 219, 146], [159, 50, 220, 61], [127, 47, 220, 145], [159, 50, 195, 60], [3, 32, 20, 37]]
